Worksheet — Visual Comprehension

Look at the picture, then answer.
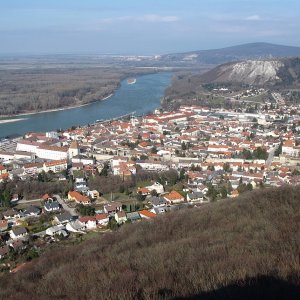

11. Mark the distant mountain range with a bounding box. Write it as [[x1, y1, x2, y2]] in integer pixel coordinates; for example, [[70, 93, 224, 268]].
[[161, 42, 300, 65]]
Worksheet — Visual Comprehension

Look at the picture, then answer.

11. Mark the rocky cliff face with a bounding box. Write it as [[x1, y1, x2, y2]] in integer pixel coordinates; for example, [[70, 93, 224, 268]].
[[224, 60, 283, 85], [199, 58, 300, 86]]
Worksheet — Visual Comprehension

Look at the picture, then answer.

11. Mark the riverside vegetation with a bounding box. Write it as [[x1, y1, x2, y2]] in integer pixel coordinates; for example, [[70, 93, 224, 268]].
[[0, 67, 153, 116], [0, 185, 299, 299]]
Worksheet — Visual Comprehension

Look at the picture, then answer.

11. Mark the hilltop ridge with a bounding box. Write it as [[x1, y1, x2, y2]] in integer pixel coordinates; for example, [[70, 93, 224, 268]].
[[160, 42, 300, 65]]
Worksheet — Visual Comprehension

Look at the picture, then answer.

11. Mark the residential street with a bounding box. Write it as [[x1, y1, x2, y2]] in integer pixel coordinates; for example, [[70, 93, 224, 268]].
[[54, 194, 78, 217], [266, 145, 279, 166]]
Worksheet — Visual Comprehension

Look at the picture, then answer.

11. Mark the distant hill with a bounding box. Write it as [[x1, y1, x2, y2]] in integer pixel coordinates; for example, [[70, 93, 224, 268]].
[[164, 57, 300, 102], [161, 42, 300, 65], [197, 57, 300, 86], [0, 185, 299, 299]]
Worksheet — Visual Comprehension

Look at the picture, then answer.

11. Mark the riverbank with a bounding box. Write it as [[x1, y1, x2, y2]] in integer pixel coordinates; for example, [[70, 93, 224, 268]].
[[0, 93, 114, 119], [0, 118, 27, 124], [0, 72, 172, 139]]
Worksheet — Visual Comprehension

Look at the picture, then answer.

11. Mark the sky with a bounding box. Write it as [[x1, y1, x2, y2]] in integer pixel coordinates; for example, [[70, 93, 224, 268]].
[[1, 0, 300, 55]]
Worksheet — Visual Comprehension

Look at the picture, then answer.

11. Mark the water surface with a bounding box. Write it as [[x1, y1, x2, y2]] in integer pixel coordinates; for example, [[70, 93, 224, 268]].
[[0, 72, 171, 138]]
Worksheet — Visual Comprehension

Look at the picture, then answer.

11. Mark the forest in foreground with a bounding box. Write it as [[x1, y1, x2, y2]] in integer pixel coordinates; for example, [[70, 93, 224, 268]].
[[0, 185, 299, 299]]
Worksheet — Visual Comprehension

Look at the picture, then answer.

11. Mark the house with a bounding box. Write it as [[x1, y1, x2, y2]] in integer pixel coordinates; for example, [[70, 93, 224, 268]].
[[87, 190, 100, 199], [2, 208, 22, 220], [66, 220, 86, 233], [44, 200, 60, 212], [163, 191, 185, 204], [79, 216, 97, 230], [151, 206, 168, 215], [145, 182, 164, 194], [115, 211, 127, 224], [0, 245, 9, 259], [148, 196, 167, 207], [95, 214, 109, 226], [187, 192, 205, 203], [74, 178, 88, 192], [137, 187, 151, 196], [126, 212, 141, 222], [43, 159, 67, 173], [54, 212, 73, 224], [68, 191, 91, 205], [23, 205, 41, 217], [0, 220, 8, 232], [10, 227, 28, 240], [104, 202, 122, 214], [46, 224, 66, 236], [139, 210, 156, 219]]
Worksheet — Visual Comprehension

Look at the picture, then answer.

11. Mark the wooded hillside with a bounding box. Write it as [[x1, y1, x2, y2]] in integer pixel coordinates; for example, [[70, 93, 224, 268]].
[[0, 185, 299, 299]]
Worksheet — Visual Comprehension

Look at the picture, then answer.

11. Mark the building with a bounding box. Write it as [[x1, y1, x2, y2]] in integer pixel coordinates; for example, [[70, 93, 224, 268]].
[[43, 160, 67, 173], [145, 182, 164, 194], [104, 202, 122, 214], [95, 214, 109, 226], [44, 200, 61, 212], [68, 140, 80, 159], [187, 192, 205, 203], [68, 191, 91, 205], [54, 212, 73, 224], [139, 210, 157, 219], [10, 227, 28, 240], [126, 211, 141, 222], [115, 211, 127, 224], [163, 191, 185, 204], [79, 216, 97, 230], [46, 225, 66, 236], [36, 145, 68, 161], [66, 220, 85, 233]]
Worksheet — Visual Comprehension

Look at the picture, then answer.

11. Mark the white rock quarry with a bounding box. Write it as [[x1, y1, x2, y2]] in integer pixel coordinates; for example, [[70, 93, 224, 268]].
[[218, 60, 284, 85]]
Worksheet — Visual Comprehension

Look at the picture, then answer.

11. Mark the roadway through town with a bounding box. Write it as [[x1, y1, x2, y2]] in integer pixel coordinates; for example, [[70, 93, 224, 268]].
[[54, 194, 78, 217]]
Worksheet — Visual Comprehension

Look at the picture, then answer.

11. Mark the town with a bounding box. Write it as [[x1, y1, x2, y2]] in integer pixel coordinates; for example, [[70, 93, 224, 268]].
[[0, 99, 300, 271]]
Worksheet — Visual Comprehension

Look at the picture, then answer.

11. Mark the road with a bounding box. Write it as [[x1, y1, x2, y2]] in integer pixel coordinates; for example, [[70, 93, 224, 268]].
[[266, 145, 279, 166], [18, 198, 42, 204], [54, 194, 78, 217]]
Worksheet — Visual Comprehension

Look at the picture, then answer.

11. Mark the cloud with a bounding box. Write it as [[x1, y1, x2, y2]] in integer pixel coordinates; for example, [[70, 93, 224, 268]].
[[139, 15, 179, 23], [245, 15, 262, 21], [99, 14, 180, 24]]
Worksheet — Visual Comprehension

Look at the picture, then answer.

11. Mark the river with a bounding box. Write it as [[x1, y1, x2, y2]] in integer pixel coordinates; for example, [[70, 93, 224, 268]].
[[0, 72, 171, 139]]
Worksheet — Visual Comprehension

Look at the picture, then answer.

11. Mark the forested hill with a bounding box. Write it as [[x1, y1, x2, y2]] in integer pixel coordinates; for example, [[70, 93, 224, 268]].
[[160, 42, 300, 65], [0, 185, 299, 299]]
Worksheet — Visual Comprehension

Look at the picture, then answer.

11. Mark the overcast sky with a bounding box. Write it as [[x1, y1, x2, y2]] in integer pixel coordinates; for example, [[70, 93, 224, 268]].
[[1, 0, 300, 54]]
